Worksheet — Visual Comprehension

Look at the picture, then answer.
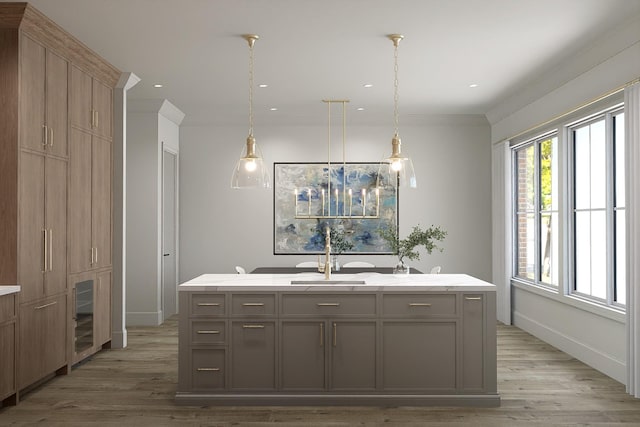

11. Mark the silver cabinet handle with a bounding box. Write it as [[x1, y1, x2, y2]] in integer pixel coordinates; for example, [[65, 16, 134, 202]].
[[465, 297, 482, 300], [409, 303, 432, 307], [42, 124, 48, 147], [197, 330, 220, 334], [317, 303, 340, 307], [319, 322, 324, 347], [242, 302, 265, 307], [242, 324, 265, 329], [49, 127, 54, 147], [49, 229, 53, 271], [95, 247, 98, 264], [91, 109, 96, 128], [333, 322, 337, 347], [196, 367, 220, 372], [197, 302, 220, 307], [35, 301, 57, 310], [42, 229, 47, 272], [95, 110, 99, 128]]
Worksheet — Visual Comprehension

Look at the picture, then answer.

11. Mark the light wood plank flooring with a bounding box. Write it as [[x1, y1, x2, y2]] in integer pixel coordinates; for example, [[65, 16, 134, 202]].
[[1, 318, 639, 426]]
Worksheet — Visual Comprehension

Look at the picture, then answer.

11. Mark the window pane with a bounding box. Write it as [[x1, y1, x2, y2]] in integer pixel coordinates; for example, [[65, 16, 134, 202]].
[[574, 127, 591, 209], [540, 137, 558, 211], [590, 210, 607, 299], [575, 211, 591, 294], [590, 120, 606, 209], [616, 209, 626, 305], [540, 212, 558, 285], [516, 146, 535, 212], [517, 213, 535, 280], [615, 113, 625, 208]]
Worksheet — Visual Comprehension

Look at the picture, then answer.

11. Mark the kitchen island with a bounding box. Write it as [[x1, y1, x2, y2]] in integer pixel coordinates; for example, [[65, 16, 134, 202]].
[[176, 273, 499, 406]]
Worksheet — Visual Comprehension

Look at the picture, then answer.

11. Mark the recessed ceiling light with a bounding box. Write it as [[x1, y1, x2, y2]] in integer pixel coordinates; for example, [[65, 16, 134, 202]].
[[469, 83, 478, 88], [153, 84, 163, 88], [363, 84, 373, 88], [258, 84, 268, 88], [357, 107, 365, 111], [270, 107, 278, 111]]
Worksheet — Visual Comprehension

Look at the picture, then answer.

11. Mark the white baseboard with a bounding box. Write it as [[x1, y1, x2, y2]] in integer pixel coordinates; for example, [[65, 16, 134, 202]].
[[126, 311, 163, 326], [513, 311, 626, 384]]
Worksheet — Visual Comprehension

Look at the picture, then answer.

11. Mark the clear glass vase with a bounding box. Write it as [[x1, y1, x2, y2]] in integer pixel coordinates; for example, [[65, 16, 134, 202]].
[[332, 255, 340, 271], [393, 260, 410, 275]]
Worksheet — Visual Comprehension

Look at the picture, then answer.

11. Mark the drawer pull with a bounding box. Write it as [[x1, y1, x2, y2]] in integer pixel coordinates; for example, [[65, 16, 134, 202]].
[[465, 296, 482, 301], [333, 322, 337, 347], [197, 302, 221, 306], [197, 330, 220, 334], [242, 302, 265, 307], [197, 367, 220, 372], [317, 303, 340, 307], [35, 301, 57, 310], [319, 322, 324, 347], [408, 303, 432, 307], [242, 324, 265, 329]]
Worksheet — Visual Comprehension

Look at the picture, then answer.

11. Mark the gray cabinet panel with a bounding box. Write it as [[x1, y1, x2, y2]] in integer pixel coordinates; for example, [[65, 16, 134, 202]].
[[382, 294, 457, 317], [462, 294, 485, 391], [282, 294, 376, 316], [281, 321, 325, 390], [192, 349, 225, 390], [231, 294, 275, 316], [330, 321, 376, 390], [190, 320, 226, 345], [231, 321, 276, 390], [382, 321, 457, 390]]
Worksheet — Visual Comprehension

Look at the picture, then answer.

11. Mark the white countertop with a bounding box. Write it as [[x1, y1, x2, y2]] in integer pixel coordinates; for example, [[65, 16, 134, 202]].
[[0, 285, 20, 296], [179, 273, 496, 292]]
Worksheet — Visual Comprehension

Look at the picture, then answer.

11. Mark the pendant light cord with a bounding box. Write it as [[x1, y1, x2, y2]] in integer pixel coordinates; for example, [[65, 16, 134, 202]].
[[393, 41, 399, 136], [248, 39, 254, 136]]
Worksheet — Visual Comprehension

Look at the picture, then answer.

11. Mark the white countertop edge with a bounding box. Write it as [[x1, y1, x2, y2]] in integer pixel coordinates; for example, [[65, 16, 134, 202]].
[[0, 285, 21, 296], [179, 273, 496, 292]]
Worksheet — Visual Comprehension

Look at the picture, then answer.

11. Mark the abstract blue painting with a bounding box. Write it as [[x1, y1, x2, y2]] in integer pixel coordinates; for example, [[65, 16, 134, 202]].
[[273, 162, 398, 254]]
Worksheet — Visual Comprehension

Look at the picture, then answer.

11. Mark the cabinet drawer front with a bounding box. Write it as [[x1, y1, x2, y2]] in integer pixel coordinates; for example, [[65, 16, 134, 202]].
[[282, 294, 376, 316], [382, 294, 457, 317], [0, 294, 17, 323], [192, 349, 225, 390], [231, 294, 276, 316], [191, 321, 226, 344], [191, 294, 225, 316]]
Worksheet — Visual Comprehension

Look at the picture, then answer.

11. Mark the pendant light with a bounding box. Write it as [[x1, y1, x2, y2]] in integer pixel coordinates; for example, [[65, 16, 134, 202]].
[[231, 34, 271, 189], [379, 34, 417, 189]]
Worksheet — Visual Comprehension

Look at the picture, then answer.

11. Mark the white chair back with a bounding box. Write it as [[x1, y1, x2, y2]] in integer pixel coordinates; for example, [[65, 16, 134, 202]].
[[296, 261, 318, 267], [235, 266, 246, 274], [430, 266, 441, 274], [342, 261, 376, 268]]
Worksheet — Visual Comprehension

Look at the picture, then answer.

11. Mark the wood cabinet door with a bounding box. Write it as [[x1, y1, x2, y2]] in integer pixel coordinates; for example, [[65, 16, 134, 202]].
[[0, 321, 16, 400], [45, 50, 68, 158], [69, 65, 92, 132], [330, 321, 376, 391], [19, 34, 46, 153], [92, 137, 112, 269], [230, 321, 276, 391], [44, 156, 67, 296], [382, 321, 457, 391], [68, 128, 92, 273], [41, 294, 67, 376], [280, 321, 326, 390], [92, 80, 112, 139], [94, 270, 112, 347], [462, 294, 485, 391], [18, 151, 45, 303]]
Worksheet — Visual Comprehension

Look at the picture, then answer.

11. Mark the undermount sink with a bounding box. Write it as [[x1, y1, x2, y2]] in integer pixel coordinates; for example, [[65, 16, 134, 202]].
[[290, 280, 367, 285]]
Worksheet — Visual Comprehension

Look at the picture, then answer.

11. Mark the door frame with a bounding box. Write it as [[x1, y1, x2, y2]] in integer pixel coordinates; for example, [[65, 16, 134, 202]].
[[161, 143, 179, 319]]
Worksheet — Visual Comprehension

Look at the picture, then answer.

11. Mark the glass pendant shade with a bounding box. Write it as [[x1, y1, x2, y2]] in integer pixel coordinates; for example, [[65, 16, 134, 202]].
[[379, 134, 417, 189], [231, 135, 271, 189]]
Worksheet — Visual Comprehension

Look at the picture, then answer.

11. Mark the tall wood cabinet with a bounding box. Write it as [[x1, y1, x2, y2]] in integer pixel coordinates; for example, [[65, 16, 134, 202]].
[[0, 3, 119, 404]]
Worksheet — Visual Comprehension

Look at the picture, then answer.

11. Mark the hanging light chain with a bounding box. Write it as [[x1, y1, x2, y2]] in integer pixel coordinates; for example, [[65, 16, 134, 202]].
[[248, 37, 255, 136], [393, 40, 399, 136]]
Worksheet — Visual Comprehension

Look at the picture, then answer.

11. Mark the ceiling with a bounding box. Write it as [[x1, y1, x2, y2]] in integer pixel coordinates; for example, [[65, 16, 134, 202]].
[[8, 0, 640, 125]]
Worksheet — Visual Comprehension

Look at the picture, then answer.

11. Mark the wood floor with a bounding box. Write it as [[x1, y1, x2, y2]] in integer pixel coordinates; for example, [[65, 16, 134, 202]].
[[2, 318, 639, 426]]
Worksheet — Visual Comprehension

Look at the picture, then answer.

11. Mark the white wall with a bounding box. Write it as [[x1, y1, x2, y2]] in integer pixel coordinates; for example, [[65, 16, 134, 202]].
[[489, 15, 640, 383], [126, 99, 184, 326], [179, 116, 492, 283]]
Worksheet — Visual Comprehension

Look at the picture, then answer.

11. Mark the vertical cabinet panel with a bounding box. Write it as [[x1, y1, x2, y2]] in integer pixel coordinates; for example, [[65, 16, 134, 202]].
[[330, 322, 376, 391], [230, 321, 276, 390], [462, 294, 485, 391], [382, 322, 457, 390], [68, 128, 92, 274], [45, 50, 68, 158], [0, 322, 16, 400], [69, 65, 92, 132], [92, 80, 112, 139], [92, 137, 112, 269], [281, 321, 325, 390], [18, 152, 45, 303], [94, 270, 112, 347], [19, 35, 45, 153], [44, 156, 67, 296]]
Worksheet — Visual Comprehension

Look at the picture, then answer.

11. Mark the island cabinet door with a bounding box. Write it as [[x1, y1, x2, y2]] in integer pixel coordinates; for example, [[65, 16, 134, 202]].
[[280, 321, 326, 391], [230, 321, 276, 391], [329, 321, 377, 391], [382, 321, 457, 391]]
